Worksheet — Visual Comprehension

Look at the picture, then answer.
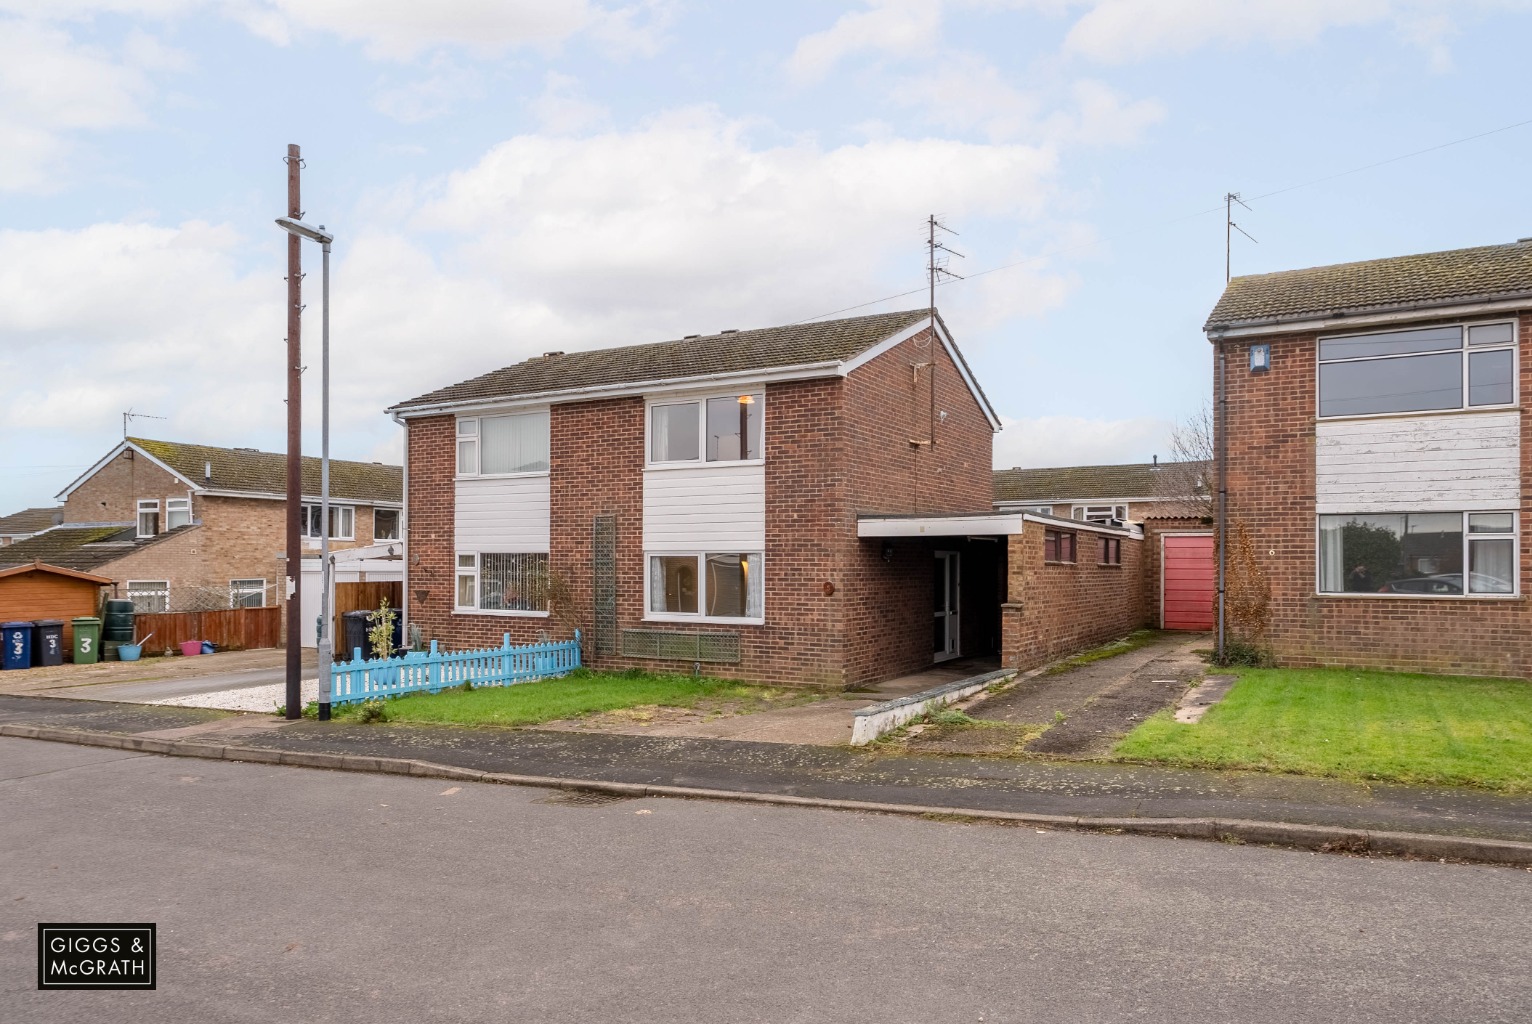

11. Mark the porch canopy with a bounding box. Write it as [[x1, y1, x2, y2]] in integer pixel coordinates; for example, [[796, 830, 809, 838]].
[[856, 512, 1027, 538]]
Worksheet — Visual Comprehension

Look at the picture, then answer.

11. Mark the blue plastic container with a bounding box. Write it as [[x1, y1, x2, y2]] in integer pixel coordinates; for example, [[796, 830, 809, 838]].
[[2, 621, 34, 670], [117, 643, 143, 662]]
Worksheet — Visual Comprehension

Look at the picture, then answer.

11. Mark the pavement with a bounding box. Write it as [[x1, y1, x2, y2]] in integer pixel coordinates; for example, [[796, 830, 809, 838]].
[[3, 693, 1532, 855], [0, 648, 315, 703], [3, 736, 1530, 1024]]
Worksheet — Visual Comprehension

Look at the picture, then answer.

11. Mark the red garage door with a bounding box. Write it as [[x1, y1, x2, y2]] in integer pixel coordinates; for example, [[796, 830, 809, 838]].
[[1162, 534, 1215, 631]]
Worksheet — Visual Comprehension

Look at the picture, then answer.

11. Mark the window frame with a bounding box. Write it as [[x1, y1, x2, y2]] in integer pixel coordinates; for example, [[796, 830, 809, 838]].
[[452, 550, 552, 617], [644, 551, 765, 624], [455, 410, 551, 479], [135, 499, 160, 539], [1072, 503, 1128, 524], [645, 389, 766, 469], [1044, 529, 1076, 564], [373, 507, 401, 542], [229, 578, 266, 609], [1314, 510, 1520, 599], [299, 503, 355, 541], [1100, 536, 1122, 566], [125, 579, 170, 613], [165, 497, 192, 531], [1315, 320, 1518, 421]]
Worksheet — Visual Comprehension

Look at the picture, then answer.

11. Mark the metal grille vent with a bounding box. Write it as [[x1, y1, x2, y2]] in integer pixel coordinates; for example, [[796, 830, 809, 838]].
[[592, 515, 617, 656], [621, 629, 740, 663]]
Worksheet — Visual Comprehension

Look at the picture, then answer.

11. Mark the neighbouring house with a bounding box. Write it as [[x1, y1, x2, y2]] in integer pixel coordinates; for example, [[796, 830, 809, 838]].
[[991, 461, 1216, 630], [0, 562, 115, 652], [1206, 235, 1532, 676], [0, 507, 62, 546], [389, 309, 1151, 687], [9, 438, 405, 639]]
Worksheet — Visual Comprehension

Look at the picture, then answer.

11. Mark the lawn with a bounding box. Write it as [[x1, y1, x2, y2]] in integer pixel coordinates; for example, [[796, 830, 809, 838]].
[[330, 668, 817, 727], [1114, 667, 1532, 792]]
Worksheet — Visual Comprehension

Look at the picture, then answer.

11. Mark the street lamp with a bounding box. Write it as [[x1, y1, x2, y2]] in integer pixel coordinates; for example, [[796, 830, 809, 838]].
[[275, 216, 336, 721]]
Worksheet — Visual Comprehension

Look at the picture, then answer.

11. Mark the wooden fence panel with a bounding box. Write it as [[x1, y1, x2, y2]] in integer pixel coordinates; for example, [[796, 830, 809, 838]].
[[333, 581, 403, 654], [134, 607, 282, 653]]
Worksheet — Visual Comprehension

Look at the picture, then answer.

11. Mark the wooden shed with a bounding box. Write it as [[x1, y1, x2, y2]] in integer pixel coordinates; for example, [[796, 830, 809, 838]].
[[0, 561, 113, 653]]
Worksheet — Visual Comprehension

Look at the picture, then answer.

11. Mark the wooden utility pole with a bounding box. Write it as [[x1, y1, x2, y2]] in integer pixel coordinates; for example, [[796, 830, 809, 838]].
[[284, 144, 303, 719]]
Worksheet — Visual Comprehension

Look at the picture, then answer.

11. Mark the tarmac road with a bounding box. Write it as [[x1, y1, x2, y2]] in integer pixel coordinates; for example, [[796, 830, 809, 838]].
[[2, 736, 1529, 1024]]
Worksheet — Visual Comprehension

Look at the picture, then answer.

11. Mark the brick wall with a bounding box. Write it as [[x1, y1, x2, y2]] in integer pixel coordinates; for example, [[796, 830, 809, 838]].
[[1000, 522, 1147, 672], [1218, 308, 1532, 677], [64, 449, 186, 524]]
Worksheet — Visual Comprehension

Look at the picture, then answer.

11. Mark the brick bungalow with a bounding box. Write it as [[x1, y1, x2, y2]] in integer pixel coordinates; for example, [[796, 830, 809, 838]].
[[13, 437, 403, 618], [1206, 236, 1532, 676], [390, 309, 1148, 687]]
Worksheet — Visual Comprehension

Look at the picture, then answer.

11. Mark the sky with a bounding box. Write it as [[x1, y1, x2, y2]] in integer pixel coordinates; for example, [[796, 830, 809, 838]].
[[3, 0, 1531, 513]]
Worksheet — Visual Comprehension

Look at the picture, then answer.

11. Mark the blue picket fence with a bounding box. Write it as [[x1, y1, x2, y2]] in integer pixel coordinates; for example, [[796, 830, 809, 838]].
[[329, 631, 581, 705]]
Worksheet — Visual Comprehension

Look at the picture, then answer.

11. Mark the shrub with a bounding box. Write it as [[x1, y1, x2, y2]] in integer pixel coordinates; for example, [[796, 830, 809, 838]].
[[1216, 638, 1274, 667], [354, 699, 388, 724]]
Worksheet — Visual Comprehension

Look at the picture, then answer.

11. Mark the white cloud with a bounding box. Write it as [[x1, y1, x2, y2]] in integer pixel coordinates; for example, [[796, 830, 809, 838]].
[[992, 413, 1174, 470], [373, 57, 485, 124], [786, 0, 943, 84], [527, 72, 612, 135]]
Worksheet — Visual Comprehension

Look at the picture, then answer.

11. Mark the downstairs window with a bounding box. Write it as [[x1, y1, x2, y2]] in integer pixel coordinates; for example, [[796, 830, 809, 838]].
[[1318, 512, 1515, 596]]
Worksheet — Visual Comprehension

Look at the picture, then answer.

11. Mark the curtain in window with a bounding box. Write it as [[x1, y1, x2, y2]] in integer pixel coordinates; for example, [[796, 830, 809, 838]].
[[1470, 538, 1515, 594], [649, 556, 666, 613], [480, 413, 550, 474], [744, 553, 762, 617], [650, 404, 699, 462], [1318, 517, 1345, 593]]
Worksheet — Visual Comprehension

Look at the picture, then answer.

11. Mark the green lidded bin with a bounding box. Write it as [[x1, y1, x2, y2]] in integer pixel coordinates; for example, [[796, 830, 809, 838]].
[[72, 617, 102, 665]]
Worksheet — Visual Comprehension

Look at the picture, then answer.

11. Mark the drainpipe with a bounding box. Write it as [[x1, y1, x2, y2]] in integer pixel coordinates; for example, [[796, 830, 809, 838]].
[[1216, 342, 1227, 663]]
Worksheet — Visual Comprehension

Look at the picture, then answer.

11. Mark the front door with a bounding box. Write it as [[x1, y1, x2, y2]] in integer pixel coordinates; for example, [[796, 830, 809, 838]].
[[933, 551, 960, 662]]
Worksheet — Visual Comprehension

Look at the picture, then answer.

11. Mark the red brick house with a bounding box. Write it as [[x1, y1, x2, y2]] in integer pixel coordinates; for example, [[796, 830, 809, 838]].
[[1206, 237, 1532, 676], [9, 437, 403, 622], [391, 309, 1149, 687]]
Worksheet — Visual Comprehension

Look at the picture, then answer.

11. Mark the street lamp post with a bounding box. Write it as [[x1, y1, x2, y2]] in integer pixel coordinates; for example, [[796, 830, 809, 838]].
[[276, 215, 336, 721]]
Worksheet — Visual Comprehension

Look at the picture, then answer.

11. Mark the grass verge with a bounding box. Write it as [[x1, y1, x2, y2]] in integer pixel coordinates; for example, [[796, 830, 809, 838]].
[[329, 668, 818, 728], [1044, 629, 1162, 674], [1114, 667, 1532, 792]]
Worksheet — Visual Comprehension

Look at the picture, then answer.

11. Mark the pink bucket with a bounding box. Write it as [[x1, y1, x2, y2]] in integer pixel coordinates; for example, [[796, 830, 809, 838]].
[[179, 640, 202, 657]]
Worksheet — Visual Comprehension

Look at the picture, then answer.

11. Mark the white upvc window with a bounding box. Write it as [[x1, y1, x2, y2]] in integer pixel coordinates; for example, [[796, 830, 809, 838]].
[[166, 497, 192, 530], [1317, 511, 1517, 597], [647, 391, 764, 466], [300, 504, 354, 540], [374, 508, 401, 541], [456, 411, 550, 477], [454, 551, 550, 615], [1316, 320, 1517, 419], [647, 552, 763, 622], [136, 499, 159, 538], [126, 580, 169, 613], [230, 579, 266, 608], [1073, 504, 1127, 524]]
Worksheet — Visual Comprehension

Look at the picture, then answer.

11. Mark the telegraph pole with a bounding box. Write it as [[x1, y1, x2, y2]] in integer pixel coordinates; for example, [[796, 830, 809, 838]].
[[284, 144, 303, 720]]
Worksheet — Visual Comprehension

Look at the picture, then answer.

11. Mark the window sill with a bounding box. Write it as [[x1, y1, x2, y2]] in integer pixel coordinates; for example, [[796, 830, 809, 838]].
[[455, 471, 550, 482], [644, 459, 766, 472], [453, 608, 551, 618], [1097, 562, 1123, 568], [1315, 404, 1520, 424], [643, 614, 765, 626], [1314, 592, 1521, 601], [1043, 560, 1076, 566]]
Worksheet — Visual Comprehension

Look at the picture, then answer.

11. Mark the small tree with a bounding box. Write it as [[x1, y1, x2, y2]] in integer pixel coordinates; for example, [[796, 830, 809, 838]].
[[368, 596, 398, 660], [1153, 404, 1214, 521]]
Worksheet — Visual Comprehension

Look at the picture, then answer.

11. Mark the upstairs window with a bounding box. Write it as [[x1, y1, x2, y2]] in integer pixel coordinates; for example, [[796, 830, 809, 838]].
[[166, 498, 191, 530], [374, 508, 400, 541], [301, 504, 354, 540], [650, 393, 763, 464], [1318, 322, 1516, 418], [1073, 504, 1127, 524], [457, 412, 550, 476], [136, 500, 159, 538]]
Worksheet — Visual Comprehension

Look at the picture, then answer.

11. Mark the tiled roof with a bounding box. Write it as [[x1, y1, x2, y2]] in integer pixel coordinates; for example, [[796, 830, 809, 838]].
[[1205, 239, 1532, 331], [130, 438, 402, 504], [0, 506, 61, 536], [0, 525, 184, 574], [392, 309, 933, 411], [993, 462, 1203, 503]]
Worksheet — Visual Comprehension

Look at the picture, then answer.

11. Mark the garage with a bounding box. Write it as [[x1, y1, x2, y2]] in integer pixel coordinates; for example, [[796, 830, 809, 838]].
[[0, 561, 114, 655], [1161, 533, 1215, 630]]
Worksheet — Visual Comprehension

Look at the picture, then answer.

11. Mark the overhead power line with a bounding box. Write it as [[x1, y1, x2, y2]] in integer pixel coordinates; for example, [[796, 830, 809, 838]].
[[789, 115, 1532, 324]]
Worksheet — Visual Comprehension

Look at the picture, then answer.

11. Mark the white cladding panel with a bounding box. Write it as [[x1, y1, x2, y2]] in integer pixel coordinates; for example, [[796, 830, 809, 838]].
[[454, 476, 550, 551], [643, 463, 766, 551], [1315, 412, 1521, 513]]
